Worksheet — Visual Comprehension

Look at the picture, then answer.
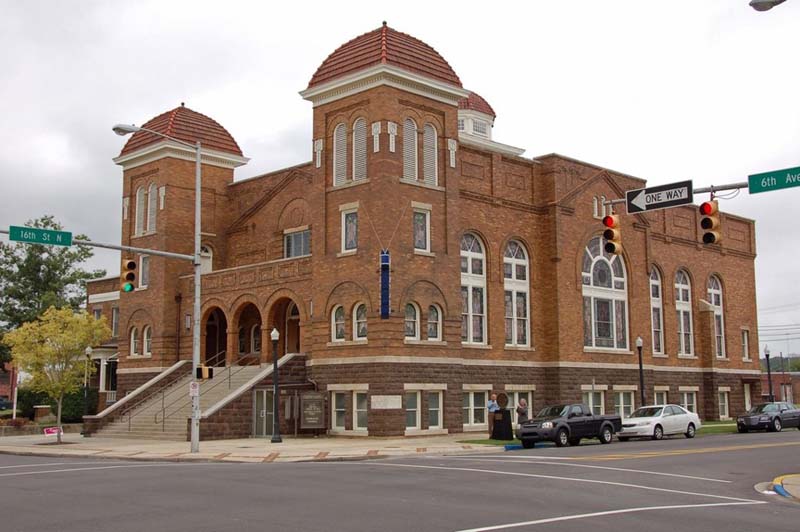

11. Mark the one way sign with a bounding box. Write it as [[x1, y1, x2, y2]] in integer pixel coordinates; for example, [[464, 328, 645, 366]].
[[626, 180, 694, 214]]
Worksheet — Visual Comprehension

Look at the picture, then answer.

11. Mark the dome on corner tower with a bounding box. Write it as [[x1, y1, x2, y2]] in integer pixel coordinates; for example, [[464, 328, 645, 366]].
[[307, 22, 462, 89], [458, 92, 496, 118], [119, 104, 243, 157]]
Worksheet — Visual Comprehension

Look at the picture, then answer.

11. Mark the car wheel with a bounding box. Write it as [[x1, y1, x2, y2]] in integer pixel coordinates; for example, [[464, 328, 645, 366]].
[[599, 425, 613, 444], [652, 425, 664, 441], [555, 428, 570, 447], [522, 439, 535, 449], [569, 438, 581, 447], [618, 436, 629, 442], [771, 418, 782, 432], [737, 426, 748, 433], [685, 423, 696, 438]]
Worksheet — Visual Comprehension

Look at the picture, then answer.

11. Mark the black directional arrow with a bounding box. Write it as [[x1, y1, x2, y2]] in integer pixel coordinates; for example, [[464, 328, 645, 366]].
[[626, 180, 694, 214]]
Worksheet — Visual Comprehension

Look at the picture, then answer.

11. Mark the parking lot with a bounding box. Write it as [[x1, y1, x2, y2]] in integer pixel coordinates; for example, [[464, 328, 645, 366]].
[[1, 431, 799, 532]]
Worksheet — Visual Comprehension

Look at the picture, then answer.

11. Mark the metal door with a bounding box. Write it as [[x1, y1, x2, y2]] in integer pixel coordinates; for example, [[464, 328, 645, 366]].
[[253, 389, 274, 437]]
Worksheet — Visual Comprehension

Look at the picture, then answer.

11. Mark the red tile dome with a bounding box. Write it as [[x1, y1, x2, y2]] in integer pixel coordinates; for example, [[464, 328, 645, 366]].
[[307, 22, 462, 89], [119, 104, 243, 157], [458, 91, 495, 118]]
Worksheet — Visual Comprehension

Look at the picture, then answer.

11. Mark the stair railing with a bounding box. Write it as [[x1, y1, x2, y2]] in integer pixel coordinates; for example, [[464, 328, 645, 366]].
[[114, 361, 193, 432]]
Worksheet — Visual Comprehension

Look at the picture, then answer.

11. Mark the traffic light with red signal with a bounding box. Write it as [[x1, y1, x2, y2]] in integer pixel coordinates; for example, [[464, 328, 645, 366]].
[[699, 200, 721, 244], [121, 259, 137, 292], [602, 214, 623, 255]]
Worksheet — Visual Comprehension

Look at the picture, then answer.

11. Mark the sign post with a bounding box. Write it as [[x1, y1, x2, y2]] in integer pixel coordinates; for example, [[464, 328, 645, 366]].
[[748, 166, 800, 194], [626, 180, 694, 214], [9, 226, 72, 246]]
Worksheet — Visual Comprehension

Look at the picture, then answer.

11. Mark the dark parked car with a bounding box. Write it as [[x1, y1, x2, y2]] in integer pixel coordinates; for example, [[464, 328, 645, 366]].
[[0, 397, 13, 410], [736, 402, 800, 433], [515, 403, 622, 448]]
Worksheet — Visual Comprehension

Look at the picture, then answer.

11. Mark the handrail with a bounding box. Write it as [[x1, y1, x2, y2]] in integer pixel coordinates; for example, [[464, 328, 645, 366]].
[[154, 353, 260, 427]]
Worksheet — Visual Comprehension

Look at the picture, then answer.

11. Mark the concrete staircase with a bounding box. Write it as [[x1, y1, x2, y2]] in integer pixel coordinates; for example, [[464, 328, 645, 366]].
[[94, 365, 268, 441]]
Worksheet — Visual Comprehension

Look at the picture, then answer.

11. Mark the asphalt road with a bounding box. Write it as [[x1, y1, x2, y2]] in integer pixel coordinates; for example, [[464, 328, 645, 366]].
[[2, 431, 799, 532]]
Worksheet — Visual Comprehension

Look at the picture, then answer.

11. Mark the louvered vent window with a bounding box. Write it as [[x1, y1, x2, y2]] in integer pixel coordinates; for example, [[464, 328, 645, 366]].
[[134, 187, 145, 235], [147, 183, 157, 232], [423, 124, 437, 186], [403, 118, 417, 181], [352, 118, 367, 181], [333, 123, 347, 186]]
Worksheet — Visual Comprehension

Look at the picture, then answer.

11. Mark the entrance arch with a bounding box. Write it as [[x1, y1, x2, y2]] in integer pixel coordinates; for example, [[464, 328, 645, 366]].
[[232, 302, 263, 366], [204, 307, 227, 367], [266, 297, 303, 359]]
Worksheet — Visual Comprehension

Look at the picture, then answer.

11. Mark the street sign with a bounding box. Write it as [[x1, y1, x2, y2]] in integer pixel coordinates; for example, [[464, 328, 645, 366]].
[[748, 166, 800, 194], [9, 226, 73, 246], [626, 180, 694, 214], [189, 381, 200, 397]]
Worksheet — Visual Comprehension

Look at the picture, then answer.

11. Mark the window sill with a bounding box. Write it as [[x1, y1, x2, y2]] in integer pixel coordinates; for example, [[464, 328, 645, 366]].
[[742, 358, 753, 363], [130, 231, 156, 240], [135, 286, 148, 292], [326, 340, 368, 348], [328, 429, 370, 437], [337, 250, 357, 258], [413, 249, 435, 257], [277, 254, 311, 262], [462, 424, 489, 432], [399, 178, 445, 192], [504, 345, 535, 352], [127, 354, 152, 359], [327, 178, 370, 192], [652, 353, 668, 358], [583, 347, 633, 355], [715, 357, 729, 361], [677, 354, 698, 359], [461, 343, 492, 350], [405, 428, 448, 436], [404, 339, 447, 346]]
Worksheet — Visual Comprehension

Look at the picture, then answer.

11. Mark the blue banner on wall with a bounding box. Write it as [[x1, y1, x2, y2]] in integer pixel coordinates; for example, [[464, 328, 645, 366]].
[[380, 250, 390, 319]]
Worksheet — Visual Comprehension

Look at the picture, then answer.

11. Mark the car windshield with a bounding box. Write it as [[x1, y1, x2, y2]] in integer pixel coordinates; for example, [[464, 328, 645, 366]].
[[537, 405, 569, 418], [629, 407, 663, 418], [747, 403, 778, 414]]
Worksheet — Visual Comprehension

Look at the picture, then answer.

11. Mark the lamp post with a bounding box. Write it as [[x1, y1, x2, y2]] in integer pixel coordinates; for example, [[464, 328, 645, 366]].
[[765, 345, 774, 402], [635, 336, 646, 406], [83, 346, 93, 431], [270, 327, 282, 443], [113, 123, 203, 453]]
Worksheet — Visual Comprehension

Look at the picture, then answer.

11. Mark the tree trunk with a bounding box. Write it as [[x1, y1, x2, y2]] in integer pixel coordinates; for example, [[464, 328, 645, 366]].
[[56, 394, 63, 444]]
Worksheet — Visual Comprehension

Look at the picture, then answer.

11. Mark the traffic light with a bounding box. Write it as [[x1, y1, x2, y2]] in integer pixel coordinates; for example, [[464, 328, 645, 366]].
[[602, 214, 623, 255], [196, 365, 214, 380], [699, 200, 721, 244], [121, 259, 137, 292]]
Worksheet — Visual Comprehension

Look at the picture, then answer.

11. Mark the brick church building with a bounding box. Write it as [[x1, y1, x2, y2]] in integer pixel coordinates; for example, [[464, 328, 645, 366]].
[[85, 24, 761, 440]]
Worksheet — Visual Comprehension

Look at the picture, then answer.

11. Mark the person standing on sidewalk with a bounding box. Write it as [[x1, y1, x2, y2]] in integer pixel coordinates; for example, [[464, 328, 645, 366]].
[[487, 393, 499, 436]]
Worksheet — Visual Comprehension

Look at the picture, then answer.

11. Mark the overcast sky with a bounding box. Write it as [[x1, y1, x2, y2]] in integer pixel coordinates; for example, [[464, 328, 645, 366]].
[[1, 1, 798, 358]]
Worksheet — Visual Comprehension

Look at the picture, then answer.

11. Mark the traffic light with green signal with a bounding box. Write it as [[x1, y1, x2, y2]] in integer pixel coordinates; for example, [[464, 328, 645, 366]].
[[602, 214, 623, 255], [699, 200, 721, 244], [121, 259, 137, 292]]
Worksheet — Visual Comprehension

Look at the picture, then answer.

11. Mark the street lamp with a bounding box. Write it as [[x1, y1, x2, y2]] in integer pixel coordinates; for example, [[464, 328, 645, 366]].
[[765, 345, 774, 402], [270, 327, 282, 443], [113, 122, 203, 453], [635, 336, 646, 406], [749, 0, 786, 11]]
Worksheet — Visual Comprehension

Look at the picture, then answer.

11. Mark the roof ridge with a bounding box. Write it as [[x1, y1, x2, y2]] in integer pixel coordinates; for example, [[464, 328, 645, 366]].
[[380, 21, 388, 64], [166, 106, 180, 138]]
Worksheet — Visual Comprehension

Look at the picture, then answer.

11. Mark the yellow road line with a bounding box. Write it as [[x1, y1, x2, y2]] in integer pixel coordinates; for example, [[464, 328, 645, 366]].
[[576, 441, 800, 461]]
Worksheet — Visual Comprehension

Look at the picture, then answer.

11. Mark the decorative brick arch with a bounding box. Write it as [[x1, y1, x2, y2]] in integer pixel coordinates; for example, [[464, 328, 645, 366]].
[[399, 279, 449, 317]]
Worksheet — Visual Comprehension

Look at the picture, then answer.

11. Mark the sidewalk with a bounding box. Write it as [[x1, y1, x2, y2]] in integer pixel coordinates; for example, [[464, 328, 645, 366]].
[[0, 432, 502, 463], [773, 474, 800, 500]]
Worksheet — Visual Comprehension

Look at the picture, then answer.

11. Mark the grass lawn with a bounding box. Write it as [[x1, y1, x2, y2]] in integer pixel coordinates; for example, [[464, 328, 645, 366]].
[[697, 420, 738, 436], [0, 409, 19, 418]]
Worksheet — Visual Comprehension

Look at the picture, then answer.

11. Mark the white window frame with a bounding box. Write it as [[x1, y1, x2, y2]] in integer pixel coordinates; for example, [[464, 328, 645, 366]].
[[147, 183, 157, 233], [333, 123, 347, 186], [412, 208, 430, 252], [741, 329, 750, 361], [352, 118, 367, 182], [130, 327, 139, 356], [462, 390, 488, 428], [427, 304, 442, 341], [139, 255, 150, 289], [654, 390, 668, 406], [251, 324, 261, 353], [422, 123, 438, 186], [472, 119, 488, 137], [614, 391, 635, 418], [341, 208, 358, 253], [718, 391, 729, 419], [650, 268, 664, 355], [427, 391, 443, 429], [461, 233, 487, 345], [582, 237, 628, 351], [93, 308, 102, 320], [680, 391, 697, 413], [675, 270, 694, 356], [354, 391, 368, 431], [111, 307, 119, 337], [504, 240, 530, 347], [143, 325, 152, 355], [284, 229, 311, 259], [404, 303, 420, 340], [353, 303, 367, 341], [457, 118, 464, 132], [331, 305, 345, 342], [403, 118, 418, 181], [405, 391, 421, 429], [332, 392, 346, 429], [582, 390, 605, 415], [708, 276, 726, 358], [134, 187, 145, 235], [743, 383, 752, 411]]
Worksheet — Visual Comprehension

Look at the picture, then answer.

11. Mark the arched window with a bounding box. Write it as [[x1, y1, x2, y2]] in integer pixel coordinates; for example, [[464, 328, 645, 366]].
[[403, 118, 417, 181], [353, 303, 367, 340], [200, 245, 213, 274], [352, 118, 367, 181], [708, 275, 725, 358], [130, 327, 139, 356], [143, 326, 152, 355], [504, 240, 529, 346], [650, 268, 664, 355], [461, 233, 486, 344], [582, 236, 628, 350], [333, 123, 347, 186], [675, 270, 693, 356], [331, 305, 345, 342], [404, 303, 420, 340], [238, 327, 248, 354], [251, 324, 261, 353], [427, 304, 442, 341], [134, 187, 145, 235], [147, 183, 157, 232], [423, 123, 437, 186]]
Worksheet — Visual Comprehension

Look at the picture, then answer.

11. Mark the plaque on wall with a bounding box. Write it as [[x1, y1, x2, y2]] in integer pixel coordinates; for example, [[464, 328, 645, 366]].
[[371, 395, 402, 410], [300, 391, 325, 429]]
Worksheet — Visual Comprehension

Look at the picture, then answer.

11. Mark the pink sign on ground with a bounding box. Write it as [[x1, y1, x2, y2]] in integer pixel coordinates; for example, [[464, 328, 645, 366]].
[[43, 426, 63, 437]]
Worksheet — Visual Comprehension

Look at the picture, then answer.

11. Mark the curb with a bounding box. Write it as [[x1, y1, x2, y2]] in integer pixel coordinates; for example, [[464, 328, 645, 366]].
[[771, 474, 800, 500]]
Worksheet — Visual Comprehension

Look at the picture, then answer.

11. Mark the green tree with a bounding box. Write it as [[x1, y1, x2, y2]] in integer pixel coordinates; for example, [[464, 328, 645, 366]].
[[4, 307, 110, 443], [0, 215, 105, 367]]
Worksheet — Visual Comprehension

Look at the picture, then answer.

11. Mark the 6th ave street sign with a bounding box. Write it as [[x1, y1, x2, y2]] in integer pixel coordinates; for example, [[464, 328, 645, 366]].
[[626, 180, 694, 214], [748, 166, 800, 194], [8, 226, 73, 246]]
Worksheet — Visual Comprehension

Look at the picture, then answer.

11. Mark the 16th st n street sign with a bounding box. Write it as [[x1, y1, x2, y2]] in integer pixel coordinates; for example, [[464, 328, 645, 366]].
[[8, 226, 73, 246], [626, 180, 694, 214], [748, 166, 800, 194]]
